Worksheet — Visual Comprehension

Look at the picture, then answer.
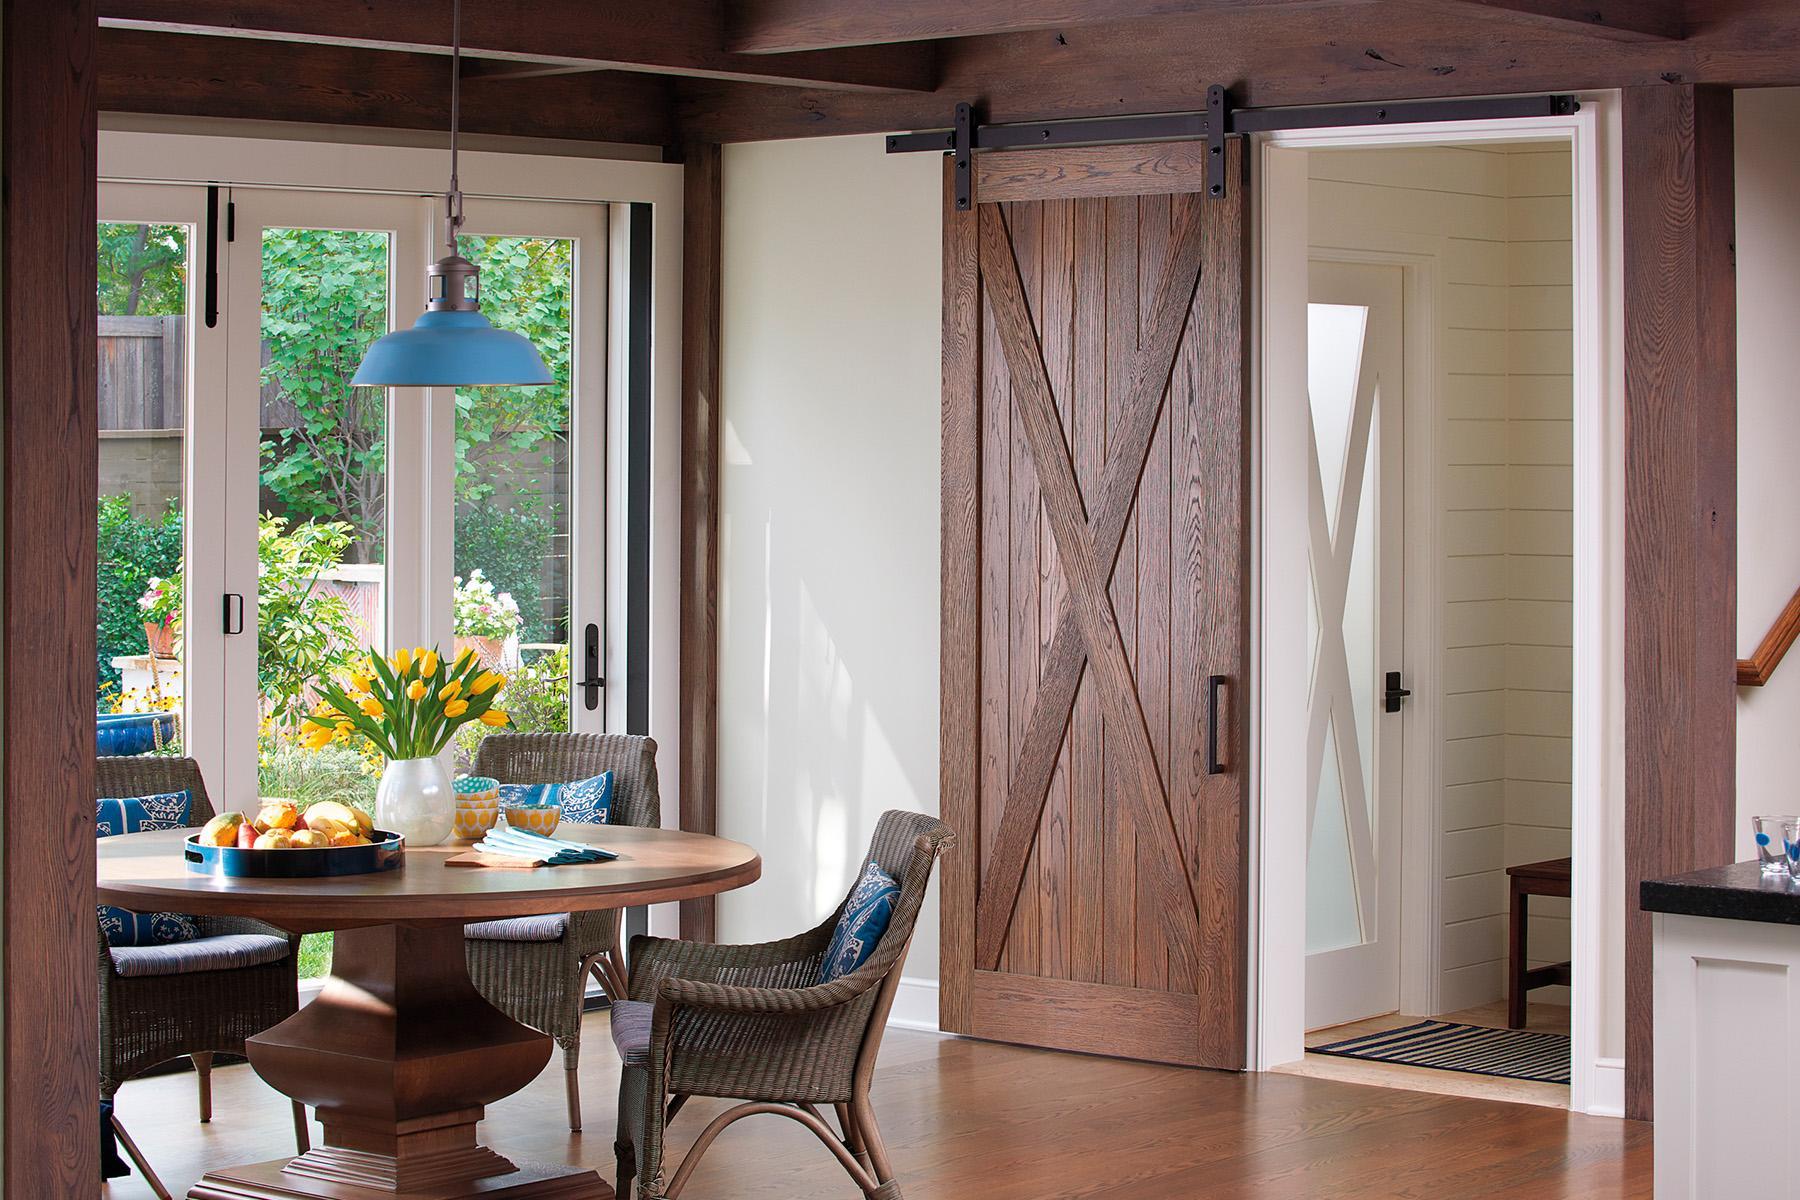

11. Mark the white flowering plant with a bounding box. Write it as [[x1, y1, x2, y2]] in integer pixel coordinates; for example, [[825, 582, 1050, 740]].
[[452, 569, 523, 640]]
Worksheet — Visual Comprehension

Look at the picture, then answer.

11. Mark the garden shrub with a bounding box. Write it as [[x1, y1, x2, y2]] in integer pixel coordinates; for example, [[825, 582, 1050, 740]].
[[97, 495, 182, 696]]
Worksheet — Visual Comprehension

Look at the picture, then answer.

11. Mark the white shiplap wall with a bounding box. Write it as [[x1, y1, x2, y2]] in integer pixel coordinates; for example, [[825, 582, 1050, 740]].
[[1308, 143, 1572, 1013]]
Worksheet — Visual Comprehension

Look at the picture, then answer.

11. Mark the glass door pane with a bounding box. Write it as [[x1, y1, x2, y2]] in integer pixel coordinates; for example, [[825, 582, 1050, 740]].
[[96, 217, 191, 746], [450, 200, 607, 768], [254, 224, 392, 796]]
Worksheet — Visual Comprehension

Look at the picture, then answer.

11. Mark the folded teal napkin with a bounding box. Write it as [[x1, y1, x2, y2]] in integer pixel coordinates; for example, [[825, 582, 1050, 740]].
[[472, 826, 618, 865]]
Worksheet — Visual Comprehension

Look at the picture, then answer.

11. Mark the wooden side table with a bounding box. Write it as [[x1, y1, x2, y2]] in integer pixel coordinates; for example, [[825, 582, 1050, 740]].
[[1506, 856, 1573, 1029]]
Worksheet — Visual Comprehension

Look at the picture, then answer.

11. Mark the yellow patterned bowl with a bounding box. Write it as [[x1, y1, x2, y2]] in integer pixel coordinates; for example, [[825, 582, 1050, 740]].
[[451, 804, 501, 841], [502, 803, 561, 837]]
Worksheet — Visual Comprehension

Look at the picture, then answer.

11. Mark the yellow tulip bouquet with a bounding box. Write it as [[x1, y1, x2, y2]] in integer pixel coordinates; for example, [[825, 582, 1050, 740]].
[[302, 645, 509, 759]]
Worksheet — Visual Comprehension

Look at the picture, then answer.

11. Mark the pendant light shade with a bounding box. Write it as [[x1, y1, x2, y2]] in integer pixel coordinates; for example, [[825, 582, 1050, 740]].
[[352, 0, 551, 390]]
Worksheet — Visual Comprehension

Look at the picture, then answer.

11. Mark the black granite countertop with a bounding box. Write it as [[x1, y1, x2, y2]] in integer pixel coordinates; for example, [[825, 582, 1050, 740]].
[[1640, 860, 1800, 926]]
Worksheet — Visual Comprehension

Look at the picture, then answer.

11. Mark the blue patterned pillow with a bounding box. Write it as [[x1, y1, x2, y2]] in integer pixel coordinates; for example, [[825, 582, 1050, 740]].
[[820, 862, 900, 983], [496, 770, 613, 824], [96, 791, 198, 947]]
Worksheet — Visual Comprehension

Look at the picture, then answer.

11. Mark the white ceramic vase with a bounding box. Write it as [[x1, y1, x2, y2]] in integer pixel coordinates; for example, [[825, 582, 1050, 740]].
[[376, 756, 454, 847]]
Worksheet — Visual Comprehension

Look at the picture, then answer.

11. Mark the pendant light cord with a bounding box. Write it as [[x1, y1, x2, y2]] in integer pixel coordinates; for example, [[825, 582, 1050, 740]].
[[447, 0, 463, 258]]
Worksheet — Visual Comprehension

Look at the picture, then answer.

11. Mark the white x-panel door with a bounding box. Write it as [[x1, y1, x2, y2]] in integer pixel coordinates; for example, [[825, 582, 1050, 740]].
[[1304, 259, 1406, 1031]]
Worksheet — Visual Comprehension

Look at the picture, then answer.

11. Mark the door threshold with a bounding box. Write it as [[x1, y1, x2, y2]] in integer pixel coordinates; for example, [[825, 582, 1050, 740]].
[[1279, 1003, 1571, 1110]]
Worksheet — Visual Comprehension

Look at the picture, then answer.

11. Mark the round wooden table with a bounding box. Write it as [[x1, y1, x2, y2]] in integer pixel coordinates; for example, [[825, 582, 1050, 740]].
[[98, 825, 761, 1200]]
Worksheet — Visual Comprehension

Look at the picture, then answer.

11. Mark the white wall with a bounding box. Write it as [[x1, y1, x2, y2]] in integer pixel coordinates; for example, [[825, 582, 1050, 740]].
[[1736, 89, 1800, 852], [715, 136, 944, 994], [1308, 142, 1573, 1014]]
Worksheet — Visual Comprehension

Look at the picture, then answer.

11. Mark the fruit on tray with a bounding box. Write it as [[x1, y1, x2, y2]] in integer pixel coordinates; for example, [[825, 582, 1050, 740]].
[[193, 802, 380, 850], [253, 799, 299, 834], [299, 800, 373, 839], [199, 811, 248, 847]]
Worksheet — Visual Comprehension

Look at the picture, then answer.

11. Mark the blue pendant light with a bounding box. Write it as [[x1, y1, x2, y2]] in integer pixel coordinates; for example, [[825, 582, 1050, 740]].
[[352, 0, 551, 389]]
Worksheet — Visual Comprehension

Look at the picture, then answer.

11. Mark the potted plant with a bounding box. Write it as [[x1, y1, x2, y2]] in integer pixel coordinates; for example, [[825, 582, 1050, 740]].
[[452, 569, 521, 668], [303, 645, 509, 846], [137, 571, 182, 659]]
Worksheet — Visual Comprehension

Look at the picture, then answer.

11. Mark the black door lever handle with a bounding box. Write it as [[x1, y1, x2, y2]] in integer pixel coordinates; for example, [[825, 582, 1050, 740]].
[[1384, 670, 1412, 714]]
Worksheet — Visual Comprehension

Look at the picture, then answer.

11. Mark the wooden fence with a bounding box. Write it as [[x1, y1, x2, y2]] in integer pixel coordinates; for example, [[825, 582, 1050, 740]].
[[99, 315, 184, 431]]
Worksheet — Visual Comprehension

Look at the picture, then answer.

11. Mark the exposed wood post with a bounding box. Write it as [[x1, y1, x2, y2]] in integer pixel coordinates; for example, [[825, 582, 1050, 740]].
[[2, 0, 100, 1191], [1622, 82, 1737, 1123], [679, 142, 723, 941]]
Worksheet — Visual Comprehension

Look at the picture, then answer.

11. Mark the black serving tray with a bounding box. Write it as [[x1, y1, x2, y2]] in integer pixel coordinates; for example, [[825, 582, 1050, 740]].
[[184, 830, 405, 878]]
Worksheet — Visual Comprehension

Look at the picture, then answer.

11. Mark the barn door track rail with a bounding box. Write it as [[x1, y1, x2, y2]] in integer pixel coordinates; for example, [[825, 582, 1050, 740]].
[[889, 88, 1580, 207]]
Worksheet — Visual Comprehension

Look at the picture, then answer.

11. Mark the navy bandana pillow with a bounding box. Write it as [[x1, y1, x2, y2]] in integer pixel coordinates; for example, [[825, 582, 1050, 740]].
[[96, 790, 199, 947], [820, 861, 901, 983]]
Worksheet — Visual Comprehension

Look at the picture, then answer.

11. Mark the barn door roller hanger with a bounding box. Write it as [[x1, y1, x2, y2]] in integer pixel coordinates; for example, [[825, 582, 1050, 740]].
[[888, 88, 1579, 208]]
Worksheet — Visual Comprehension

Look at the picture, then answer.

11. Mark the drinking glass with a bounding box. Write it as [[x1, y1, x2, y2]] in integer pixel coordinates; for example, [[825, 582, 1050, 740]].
[[1782, 818, 1800, 881], [1755, 815, 1796, 874]]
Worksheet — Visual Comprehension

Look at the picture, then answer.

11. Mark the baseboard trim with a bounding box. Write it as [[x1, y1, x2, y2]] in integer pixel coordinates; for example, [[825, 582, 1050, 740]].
[[1584, 1056, 1625, 1118], [887, 976, 944, 1033]]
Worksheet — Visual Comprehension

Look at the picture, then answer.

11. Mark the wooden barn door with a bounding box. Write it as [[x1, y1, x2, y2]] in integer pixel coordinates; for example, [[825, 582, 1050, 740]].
[[940, 141, 1250, 1069]]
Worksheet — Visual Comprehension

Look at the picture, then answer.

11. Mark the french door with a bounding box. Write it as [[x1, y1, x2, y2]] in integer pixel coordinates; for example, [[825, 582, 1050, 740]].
[[97, 181, 610, 805], [940, 143, 1251, 1068], [1302, 258, 1407, 1031]]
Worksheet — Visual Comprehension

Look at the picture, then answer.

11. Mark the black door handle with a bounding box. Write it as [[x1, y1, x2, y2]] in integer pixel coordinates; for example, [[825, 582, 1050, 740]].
[[1206, 674, 1227, 775], [1384, 670, 1412, 713], [577, 622, 603, 711], [221, 593, 244, 635]]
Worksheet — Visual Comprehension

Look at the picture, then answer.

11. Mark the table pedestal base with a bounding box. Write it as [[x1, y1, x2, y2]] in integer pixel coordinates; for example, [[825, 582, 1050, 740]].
[[189, 1158, 608, 1199], [189, 923, 609, 1200]]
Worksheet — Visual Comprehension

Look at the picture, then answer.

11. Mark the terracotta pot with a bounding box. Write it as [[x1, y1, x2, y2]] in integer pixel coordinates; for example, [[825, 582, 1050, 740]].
[[144, 620, 178, 659], [455, 635, 507, 669]]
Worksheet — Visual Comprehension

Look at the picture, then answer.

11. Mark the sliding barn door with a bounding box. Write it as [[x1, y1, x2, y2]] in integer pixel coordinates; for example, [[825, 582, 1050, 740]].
[[941, 141, 1251, 1068]]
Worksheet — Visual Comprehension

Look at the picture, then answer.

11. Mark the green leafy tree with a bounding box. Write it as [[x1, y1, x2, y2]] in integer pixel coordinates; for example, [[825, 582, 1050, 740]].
[[257, 514, 364, 727], [97, 223, 186, 317], [96, 495, 183, 694], [258, 229, 392, 562]]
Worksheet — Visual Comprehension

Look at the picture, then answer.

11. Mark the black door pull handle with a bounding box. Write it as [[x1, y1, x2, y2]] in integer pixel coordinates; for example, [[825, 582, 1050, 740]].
[[579, 623, 603, 711], [1206, 674, 1227, 775]]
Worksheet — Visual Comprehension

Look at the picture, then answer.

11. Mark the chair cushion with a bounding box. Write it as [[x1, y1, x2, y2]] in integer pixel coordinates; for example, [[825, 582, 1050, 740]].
[[96, 790, 198, 947], [609, 999, 653, 1066], [820, 861, 901, 983], [463, 912, 571, 942], [497, 770, 613, 824], [111, 933, 290, 978]]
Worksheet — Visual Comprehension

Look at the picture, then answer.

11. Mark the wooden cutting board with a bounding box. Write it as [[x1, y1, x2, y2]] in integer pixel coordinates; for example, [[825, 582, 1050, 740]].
[[444, 849, 548, 869]]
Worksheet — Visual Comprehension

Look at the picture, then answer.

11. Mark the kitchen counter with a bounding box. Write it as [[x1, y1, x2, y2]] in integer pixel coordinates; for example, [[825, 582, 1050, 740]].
[[1643, 859, 1800, 1199]]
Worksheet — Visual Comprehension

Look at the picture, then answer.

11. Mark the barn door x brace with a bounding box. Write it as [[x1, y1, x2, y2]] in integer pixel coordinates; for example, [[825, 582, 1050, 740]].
[[888, 87, 1579, 210]]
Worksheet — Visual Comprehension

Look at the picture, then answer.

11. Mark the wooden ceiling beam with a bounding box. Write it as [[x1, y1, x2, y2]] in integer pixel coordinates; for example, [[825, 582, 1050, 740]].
[[682, 0, 1799, 144], [99, 28, 677, 148], [726, 0, 1357, 53], [98, 0, 937, 93], [726, 0, 1676, 53], [1437, 0, 1683, 42]]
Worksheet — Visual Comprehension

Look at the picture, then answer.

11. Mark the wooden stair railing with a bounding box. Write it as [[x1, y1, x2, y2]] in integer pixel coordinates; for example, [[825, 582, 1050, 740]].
[[1738, 584, 1800, 686]]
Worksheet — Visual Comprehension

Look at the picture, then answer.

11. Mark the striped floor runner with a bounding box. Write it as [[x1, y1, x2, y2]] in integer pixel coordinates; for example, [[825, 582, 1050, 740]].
[[1309, 1019, 1571, 1085]]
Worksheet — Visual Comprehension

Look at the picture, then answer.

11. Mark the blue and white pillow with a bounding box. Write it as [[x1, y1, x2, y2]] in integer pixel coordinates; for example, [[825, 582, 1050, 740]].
[[497, 770, 613, 824], [96, 791, 199, 947], [820, 861, 900, 983]]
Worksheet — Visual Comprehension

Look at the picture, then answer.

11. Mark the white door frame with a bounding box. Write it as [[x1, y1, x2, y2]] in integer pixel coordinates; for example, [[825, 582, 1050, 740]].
[[100, 131, 687, 936], [1248, 93, 1623, 1118], [1302, 250, 1441, 1028]]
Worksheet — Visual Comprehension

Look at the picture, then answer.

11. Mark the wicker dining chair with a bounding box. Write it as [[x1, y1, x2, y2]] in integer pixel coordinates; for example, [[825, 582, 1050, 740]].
[[96, 756, 308, 1200], [463, 731, 662, 1131], [611, 809, 954, 1200]]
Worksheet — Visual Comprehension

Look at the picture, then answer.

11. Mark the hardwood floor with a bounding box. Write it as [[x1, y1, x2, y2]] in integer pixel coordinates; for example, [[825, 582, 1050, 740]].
[[1282, 1001, 1575, 1110], [106, 1011, 1649, 1199]]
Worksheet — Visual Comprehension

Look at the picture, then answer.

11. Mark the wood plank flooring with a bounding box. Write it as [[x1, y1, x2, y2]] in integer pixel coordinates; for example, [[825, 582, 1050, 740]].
[[105, 1012, 1649, 1199]]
